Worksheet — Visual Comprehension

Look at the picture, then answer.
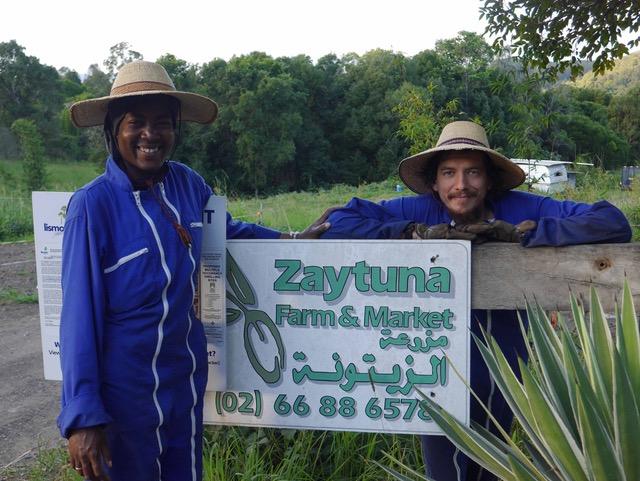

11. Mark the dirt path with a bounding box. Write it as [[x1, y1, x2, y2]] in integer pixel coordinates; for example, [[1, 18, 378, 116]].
[[0, 242, 63, 470]]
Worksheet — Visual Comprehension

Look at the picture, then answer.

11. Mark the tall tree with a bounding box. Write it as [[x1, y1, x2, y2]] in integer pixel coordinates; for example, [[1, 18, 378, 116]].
[[103, 42, 143, 80], [609, 85, 640, 161], [83, 64, 111, 97], [11, 118, 47, 191], [394, 83, 460, 155], [339, 49, 409, 183], [231, 74, 305, 195], [0, 41, 64, 157], [481, 0, 640, 77]]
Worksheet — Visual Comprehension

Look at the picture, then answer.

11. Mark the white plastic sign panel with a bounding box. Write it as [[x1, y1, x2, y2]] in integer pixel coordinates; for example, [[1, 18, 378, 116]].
[[200, 195, 227, 391], [34, 192, 229, 387], [32, 191, 72, 381], [204, 240, 470, 435]]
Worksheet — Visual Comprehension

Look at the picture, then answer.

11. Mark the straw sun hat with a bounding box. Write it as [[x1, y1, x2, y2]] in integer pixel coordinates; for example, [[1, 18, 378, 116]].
[[398, 121, 525, 194], [69, 61, 218, 128]]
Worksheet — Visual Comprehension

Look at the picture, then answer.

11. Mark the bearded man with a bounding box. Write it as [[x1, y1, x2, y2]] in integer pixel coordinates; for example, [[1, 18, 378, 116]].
[[321, 120, 631, 481]]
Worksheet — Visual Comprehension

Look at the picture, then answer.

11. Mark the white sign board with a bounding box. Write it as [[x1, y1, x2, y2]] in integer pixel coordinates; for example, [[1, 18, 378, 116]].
[[34, 192, 471, 435], [204, 240, 470, 435], [32, 192, 229, 393], [200, 196, 227, 391], [32, 191, 71, 381]]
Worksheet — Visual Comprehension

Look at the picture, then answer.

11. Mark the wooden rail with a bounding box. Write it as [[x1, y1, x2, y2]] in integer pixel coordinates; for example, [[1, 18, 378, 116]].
[[472, 243, 640, 311]]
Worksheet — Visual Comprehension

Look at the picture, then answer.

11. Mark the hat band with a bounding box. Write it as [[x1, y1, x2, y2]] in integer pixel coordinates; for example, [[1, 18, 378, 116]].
[[438, 137, 487, 148], [111, 80, 175, 96]]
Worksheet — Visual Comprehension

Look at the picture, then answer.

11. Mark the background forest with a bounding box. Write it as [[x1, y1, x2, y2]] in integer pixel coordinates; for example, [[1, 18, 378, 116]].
[[1, 33, 639, 197]]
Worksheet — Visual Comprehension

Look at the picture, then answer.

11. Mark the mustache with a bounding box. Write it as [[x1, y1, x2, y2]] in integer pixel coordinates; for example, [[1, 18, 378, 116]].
[[447, 190, 477, 199]]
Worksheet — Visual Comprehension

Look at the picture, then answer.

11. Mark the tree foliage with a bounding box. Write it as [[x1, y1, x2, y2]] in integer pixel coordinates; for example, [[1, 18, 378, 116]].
[[1, 35, 636, 195], [103, 42, 143, 80], [480, 0, 640, 78], [11, 118, 47, 191]]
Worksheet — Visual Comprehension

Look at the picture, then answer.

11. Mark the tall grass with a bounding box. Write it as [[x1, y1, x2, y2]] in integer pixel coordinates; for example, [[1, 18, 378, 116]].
[[0, 159, 99, 241], [0, 158, 404, 241], [3, 158, 639, 241], [202, 427, 424, 481]]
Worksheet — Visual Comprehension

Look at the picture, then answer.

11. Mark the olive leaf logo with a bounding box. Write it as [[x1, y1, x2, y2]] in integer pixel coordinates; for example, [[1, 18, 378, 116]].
[[226, 250, 285, 384]]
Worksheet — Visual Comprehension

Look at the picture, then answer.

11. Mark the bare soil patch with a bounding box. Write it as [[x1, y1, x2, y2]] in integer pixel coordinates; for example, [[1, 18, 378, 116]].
[[0, 242, 63, 473]]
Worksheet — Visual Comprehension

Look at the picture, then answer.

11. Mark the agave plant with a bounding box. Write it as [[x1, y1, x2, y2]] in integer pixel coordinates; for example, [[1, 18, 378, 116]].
[[406, 280, 640, 481], [380, 281, 640, 480]]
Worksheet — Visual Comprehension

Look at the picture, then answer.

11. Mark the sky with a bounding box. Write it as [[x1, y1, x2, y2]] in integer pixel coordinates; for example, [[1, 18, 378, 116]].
[[2, 0, 486, 74]]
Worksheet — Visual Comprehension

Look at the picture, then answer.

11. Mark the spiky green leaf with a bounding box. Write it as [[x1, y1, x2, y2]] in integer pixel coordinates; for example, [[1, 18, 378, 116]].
[[419, 397, 515, 481], [619, 279, 640, 395], [520, 366, 588, 481], [612, 347, 640, 480], [589, 286, 614, 404], [576, 391, 624, 481], [527, 301, 576, 437], [507, 452, 544, 481]]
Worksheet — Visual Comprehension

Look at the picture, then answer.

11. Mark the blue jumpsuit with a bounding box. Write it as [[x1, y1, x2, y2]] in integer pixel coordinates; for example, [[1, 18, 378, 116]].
[[57, 156, 279, 481], [321, 190, 631, 481]]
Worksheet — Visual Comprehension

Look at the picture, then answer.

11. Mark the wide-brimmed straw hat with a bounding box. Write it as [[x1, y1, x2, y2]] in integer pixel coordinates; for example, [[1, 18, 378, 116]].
[[69, 61, 218, 128], [398, 121, 525, 194]]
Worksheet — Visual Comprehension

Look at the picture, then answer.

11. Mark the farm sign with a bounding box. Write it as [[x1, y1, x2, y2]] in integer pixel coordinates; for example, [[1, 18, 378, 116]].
[[33, 192, 471, 435], [204, 240, 470, 435]]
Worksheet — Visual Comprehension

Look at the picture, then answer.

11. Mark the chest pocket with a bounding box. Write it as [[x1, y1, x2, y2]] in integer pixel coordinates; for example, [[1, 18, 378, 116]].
[[187, 220, 203, 255], [103, 239, 163, 315]]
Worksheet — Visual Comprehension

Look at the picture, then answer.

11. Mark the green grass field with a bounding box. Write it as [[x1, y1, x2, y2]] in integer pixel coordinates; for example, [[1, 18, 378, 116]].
[[0, 158, 405, 241], [2, 158, 639, 242], [0, 159, 100, 241]]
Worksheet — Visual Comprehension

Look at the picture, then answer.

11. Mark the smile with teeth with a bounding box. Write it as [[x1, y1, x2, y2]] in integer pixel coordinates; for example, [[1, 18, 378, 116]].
[[138, 146, 160, 154]]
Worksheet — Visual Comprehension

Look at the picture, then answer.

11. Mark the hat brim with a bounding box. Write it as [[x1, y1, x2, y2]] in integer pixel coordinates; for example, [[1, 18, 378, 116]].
[[70, 90, 218, 128], [398, 143, 525, 194]]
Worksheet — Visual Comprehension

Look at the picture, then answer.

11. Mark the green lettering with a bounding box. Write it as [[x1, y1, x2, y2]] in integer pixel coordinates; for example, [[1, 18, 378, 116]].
[[275, 304, 290, 325], [399, 267, 426, 293], [413, 307, 429, 329], [427, 311, 442, 328], [364, 305, 388, 327], [300, 266, 324, 292], [273, 260, 301, 292], [427, 267, 451, 293], [287, 308, 305, 325], [352, 261, 369, 292], [370, 266, 398, 292], [324, 266, 351, 302], [309, 309, 336, 327], [387, 309, 407, 328], [442, 308, 454, 329]]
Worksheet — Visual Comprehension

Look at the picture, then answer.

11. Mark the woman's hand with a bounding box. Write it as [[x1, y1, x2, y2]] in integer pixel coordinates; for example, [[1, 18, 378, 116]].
[[280, 207, 338, 240], [68, 426, 112, 481]]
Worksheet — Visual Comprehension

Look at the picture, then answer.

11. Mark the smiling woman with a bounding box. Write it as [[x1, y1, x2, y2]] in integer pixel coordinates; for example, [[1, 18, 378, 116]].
[[110, 95, 178, 184], [57, 60, 332, 481]]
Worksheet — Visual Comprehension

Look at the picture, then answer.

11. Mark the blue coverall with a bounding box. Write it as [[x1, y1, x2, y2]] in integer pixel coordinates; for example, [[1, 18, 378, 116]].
[[57, 156, 279, 481], [321, 189, 631, 481]]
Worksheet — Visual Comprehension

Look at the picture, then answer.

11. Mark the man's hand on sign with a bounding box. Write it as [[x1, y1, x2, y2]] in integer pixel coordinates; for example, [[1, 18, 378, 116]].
[[68, 426, 112, 481], [282, 207, 338, 239], [411, 219, 537, 244], [453, 219, 538, 243], [412, 223, 478, 241]]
